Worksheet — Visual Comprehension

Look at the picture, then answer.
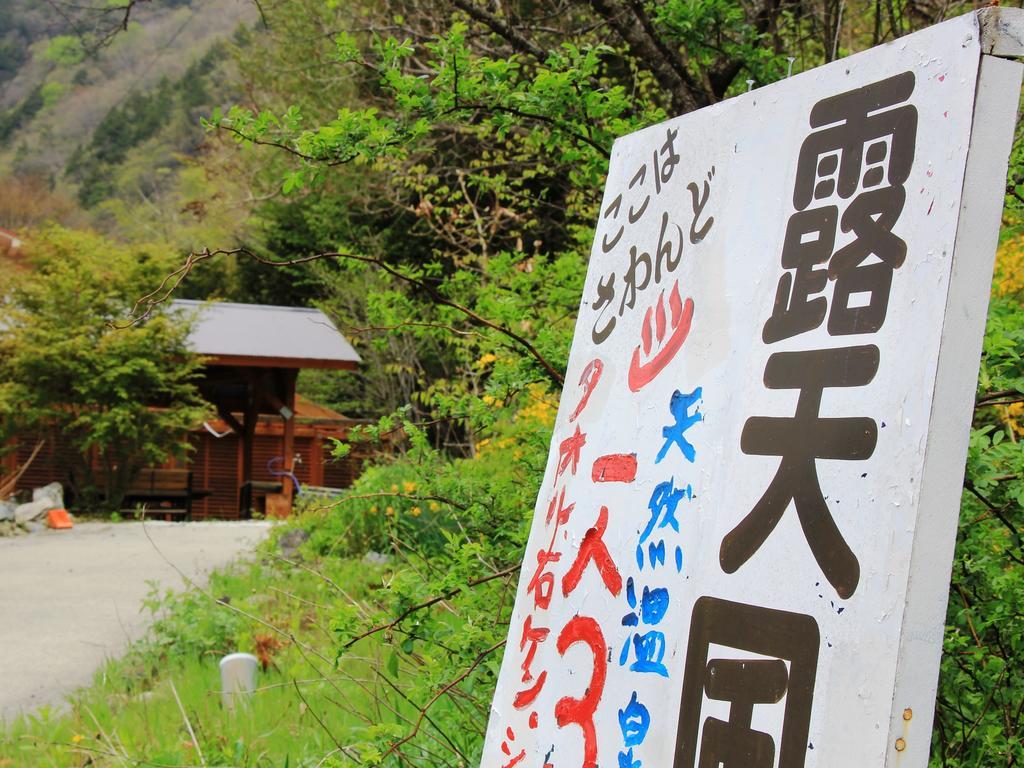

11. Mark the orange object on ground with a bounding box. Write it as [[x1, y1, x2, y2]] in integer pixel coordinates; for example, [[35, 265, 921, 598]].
[[264, 493, 292, 519], [46, 509, 73, 529]]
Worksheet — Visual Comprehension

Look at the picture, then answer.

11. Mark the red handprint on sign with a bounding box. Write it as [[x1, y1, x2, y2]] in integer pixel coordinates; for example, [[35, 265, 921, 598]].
[[628, 280, 694, 392]]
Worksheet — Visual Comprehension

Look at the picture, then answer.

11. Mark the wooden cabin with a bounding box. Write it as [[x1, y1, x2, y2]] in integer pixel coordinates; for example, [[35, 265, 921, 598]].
[[4, 300, 368, 518], [186, 394, 368, 519], [173, 299, 364, 518]]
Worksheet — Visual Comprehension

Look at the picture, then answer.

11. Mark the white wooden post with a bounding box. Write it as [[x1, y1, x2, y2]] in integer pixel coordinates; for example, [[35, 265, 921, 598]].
[[884, 35, 1024, 767]]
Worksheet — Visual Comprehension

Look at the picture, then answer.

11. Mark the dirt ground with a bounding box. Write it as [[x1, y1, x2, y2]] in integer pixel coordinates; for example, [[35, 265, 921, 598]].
[[0, 520, 271, 722]]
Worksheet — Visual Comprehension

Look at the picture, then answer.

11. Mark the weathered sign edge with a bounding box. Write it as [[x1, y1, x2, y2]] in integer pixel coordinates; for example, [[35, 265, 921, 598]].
[[884, 44, 1024, 768], [980, 6, 1024, 58]]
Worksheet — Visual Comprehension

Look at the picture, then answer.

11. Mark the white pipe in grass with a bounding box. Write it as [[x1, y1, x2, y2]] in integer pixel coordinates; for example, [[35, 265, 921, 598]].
[[219, 652, 258, 710]]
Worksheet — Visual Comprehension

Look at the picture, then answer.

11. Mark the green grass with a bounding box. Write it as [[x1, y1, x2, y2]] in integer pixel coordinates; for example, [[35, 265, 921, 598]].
[[0, 542, 400, 767]]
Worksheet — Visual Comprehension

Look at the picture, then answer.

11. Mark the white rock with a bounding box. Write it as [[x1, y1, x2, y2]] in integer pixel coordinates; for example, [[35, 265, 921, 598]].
[[32, 482, 63, 509], [15, 499, 52, 523], [0, 500, 15, 522]]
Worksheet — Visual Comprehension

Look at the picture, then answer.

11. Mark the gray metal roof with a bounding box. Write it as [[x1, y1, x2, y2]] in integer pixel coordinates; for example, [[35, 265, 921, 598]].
[[171, 300, 361, 366]]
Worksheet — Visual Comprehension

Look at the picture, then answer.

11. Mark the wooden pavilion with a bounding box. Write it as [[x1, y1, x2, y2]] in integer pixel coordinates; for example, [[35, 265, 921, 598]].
[[3, 300, 366, 518], [172, 300, 362, 517]]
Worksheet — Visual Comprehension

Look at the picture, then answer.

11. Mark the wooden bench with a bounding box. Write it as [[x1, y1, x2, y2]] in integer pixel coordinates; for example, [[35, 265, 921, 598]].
[[123, 468, 198, 521], [239, 480, 284, 519]]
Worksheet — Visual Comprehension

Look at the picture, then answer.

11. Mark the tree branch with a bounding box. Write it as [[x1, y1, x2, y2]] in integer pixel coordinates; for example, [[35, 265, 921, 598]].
[[215, 123, 379, 167], [706, 0, 782, 99], [251, 0, 269, 29], [342, 564, 520, 650], [451, 0, 548, 59], [316, 490, 469, 513], [329, 250, 566, 387], [292, 679, 348, 754], [587, 0, 701, 114], [625, 0, 712, 103], [371, 667, 469, 763], [381, 639, 506, 761], [976, 389, 1024, 407], [45, 0, 150, 52], [445, 100, 611, 159], [964, 482, 1024, 566]]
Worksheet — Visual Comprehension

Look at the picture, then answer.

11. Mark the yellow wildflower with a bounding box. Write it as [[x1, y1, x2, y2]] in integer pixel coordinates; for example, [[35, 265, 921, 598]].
[[403, 481, 417, 492], [411, 506, 422, 517], [995, 232, 1024, 296], [1004, 403, 1024, 436]]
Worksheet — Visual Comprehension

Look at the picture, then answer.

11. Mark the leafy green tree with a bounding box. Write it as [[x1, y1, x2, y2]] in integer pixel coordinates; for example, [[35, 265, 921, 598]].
[[0, 226, 208, 511], [42, 35, 85, 66]]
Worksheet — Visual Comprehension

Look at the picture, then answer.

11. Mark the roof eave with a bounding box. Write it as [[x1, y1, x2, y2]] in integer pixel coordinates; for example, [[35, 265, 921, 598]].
[[203, 354, 360, 370]]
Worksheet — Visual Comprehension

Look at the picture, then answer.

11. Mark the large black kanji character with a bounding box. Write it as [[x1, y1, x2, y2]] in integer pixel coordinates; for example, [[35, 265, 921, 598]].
[[794, 71, 917, 210], [698, 658, 788, 768], [763, 206, 838, 344], [827, 185, 907, 335], [721, 345, 879, 598], [675, 597, 819, 768]]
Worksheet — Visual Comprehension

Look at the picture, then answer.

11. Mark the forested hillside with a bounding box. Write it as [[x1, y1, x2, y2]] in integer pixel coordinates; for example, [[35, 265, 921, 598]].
[[0, 0, 254, 239]]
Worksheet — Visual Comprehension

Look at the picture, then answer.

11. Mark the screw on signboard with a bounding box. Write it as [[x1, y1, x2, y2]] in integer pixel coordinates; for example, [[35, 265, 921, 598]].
[[787, 57, 796, 77], [746, 79, 755, 92], [894, 708, 913, 753]]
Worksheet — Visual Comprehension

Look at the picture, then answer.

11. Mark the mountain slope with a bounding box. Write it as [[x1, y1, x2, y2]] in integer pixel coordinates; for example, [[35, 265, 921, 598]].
[[0, 0, 256, 209]]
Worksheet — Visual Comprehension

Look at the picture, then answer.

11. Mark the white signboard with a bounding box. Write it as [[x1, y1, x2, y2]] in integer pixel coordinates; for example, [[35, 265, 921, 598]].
[[482, 10, 1023, 768]]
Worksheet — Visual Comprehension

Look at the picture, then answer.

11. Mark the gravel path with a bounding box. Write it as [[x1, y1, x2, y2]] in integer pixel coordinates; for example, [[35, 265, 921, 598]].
[[0, 520, 271, 722]]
